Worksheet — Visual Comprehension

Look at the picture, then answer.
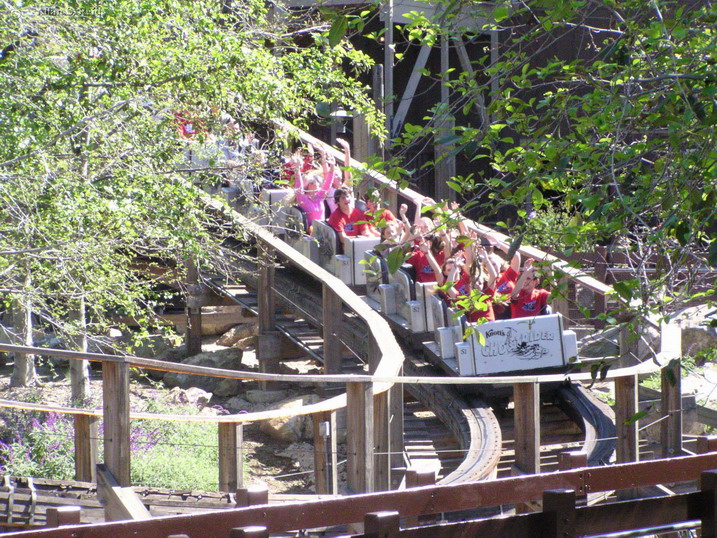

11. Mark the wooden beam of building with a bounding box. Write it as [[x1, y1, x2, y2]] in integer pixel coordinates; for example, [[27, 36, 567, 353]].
[[391, 43, 432, 138]]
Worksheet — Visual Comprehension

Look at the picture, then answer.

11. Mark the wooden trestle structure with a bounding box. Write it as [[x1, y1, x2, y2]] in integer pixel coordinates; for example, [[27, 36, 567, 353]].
[[0, 125, 702, 536]]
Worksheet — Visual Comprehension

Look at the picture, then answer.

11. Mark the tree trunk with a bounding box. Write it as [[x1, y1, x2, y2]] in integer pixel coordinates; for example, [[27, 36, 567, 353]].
[[70, 295, 91, 402], [10, 271, 36, 387]]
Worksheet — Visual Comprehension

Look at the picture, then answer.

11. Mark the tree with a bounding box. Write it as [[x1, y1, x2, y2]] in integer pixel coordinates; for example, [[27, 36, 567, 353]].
[[356, 0, 717, 318], [0, 0, 382, 388]]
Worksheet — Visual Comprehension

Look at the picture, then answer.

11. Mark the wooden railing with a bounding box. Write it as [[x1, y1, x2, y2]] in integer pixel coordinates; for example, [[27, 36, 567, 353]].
[[0, 125, 689, 530], [10, 440, 717, 537]]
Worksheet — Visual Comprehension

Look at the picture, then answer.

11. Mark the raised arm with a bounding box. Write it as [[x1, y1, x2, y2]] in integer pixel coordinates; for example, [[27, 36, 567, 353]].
[[336, 137, 352, 186], [511, 258, 534, 300], [486, 232, 521, 273]]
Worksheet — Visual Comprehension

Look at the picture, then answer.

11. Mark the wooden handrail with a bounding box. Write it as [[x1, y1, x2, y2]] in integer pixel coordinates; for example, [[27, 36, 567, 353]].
[[9, 450, 717, 537]]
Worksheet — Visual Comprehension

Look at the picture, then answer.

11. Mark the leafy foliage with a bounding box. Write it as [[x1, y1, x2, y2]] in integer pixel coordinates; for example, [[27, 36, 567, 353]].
[[361, 0, 717, 314], [0, 0, 382, 356]]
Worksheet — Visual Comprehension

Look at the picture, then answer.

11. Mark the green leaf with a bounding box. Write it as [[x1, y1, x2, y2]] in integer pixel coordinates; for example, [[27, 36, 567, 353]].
[[623, 410, 649, 426], [493, 6, 509, 23], [387, 247, 407, 274], [328, 15, 348, 47]]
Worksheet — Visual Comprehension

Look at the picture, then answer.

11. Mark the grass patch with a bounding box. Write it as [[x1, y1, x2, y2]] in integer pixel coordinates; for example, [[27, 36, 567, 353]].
[[0, 390, 221, 491]]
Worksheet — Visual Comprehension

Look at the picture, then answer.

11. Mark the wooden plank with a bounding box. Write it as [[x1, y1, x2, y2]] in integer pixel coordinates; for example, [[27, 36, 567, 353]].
[[543, 489, 576, 538], [46, 506, 81, 527], [13, 453, 717, 537], [347, 382, 374, 493], [661, 358, 683, 457], [96, 464, 151, 522], [389, 382, 404, 489], [322, 285, 342, 374], [374, 390, 390, 492], [218, 423, 243, 493], [257, 245, 275, 333], [312, 412, 331, 495], [615, 374, 639, 463], [513, 382, 540, 475], [102, 362, 130, 486], [391, 44, 431, 137], [702, 470, 717, 538], [73, 414, 98, 483], [185, 259, 203, 357], [364, 511, 400, 537]]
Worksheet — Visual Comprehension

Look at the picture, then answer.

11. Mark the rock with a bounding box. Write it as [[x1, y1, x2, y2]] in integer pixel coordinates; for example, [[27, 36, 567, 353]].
[[201, 306, 257, 336], [579, 327, 620, 358], [163, 386, 213, 406], [245, 390, 288, 404], [277, 442, 315, 473], [259, 394, 320, 442], [163, 348, 244, 396], [224, 396, 252, 413], [217, 324, 258, 347], [233, 336, 257, 351], [674, 305, 717, 360]]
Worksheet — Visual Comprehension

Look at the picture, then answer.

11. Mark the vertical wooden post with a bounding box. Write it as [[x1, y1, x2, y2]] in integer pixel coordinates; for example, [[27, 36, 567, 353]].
[[374, 389, 390, 492], [322, 284, 342, 374], [218, 422, 243, 493], [661, 359, 683, 458], [558, 452, 587, 504], [389, 381, 404, 490], [46, 506, 81, 527], [405, 469, 436, 526], [433, 33, 456, 202], [551, 274, 570, 322], [313, 411, 337, 495], [102, 361, 131, 486], [235, 484, 269, 507], [364, 511, 400, 537], [543, 489, 576, 538], [74, 414, 98, 483], [697, 436, 717, 454], [619, 323, 639, 367], [615, 374, 639, 463], [593, 247, 609, 329], [558, 451, 587, 471], [382, 0, 394, 139], [185, 259, 203, 357], [229, 527, 268, 538], [701, 470, 717, 538], [257, 244, 278, 389], [513, 382, 540, 474], [347, 382, 374, 493]]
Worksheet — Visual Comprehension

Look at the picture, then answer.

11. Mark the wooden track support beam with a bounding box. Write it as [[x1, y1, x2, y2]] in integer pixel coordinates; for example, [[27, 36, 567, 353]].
[[615, 374, 639, 464], [661, 359, 683, 457], [46, 506, 81, 527], [347, 382, 374, 493], [543, 489, 576, 538], [313, 411, 338, 495], [185, 259, 203, 357], [96, 464, 151, 522], [102, 361, 130, 486], [73, 414, 98, 483], [323, 284, 342, 375], [218, 422, 243, 493], [364, 511, 400, 538], [702, 470, 717, 538], [514, 382, 540, 475]]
